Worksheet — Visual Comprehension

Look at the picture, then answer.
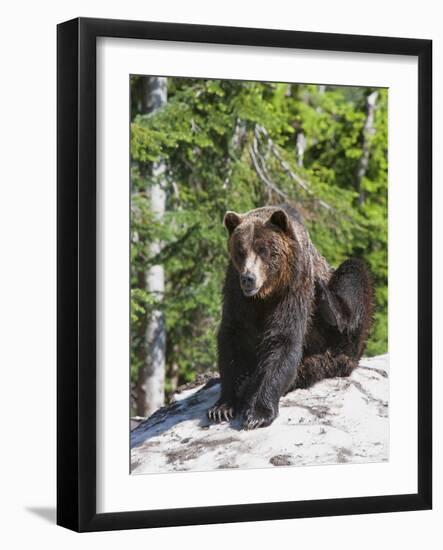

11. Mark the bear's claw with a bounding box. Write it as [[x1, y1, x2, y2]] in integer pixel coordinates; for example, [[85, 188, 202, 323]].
[[207, 402, 235, 423], [242, 407, 276, 430]]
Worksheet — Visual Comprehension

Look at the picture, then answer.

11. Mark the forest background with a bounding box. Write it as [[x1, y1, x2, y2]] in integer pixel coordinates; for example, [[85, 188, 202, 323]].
[[130, 76, 388, 417]]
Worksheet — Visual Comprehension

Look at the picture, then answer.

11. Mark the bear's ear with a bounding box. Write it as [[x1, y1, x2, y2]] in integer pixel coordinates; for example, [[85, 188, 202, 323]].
[[224, 211, 242, 235], [269, 209, 291, 234]]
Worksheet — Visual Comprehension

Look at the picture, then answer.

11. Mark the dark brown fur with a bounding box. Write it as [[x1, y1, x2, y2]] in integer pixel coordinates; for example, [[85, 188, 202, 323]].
[[208, 204, 374, 429]]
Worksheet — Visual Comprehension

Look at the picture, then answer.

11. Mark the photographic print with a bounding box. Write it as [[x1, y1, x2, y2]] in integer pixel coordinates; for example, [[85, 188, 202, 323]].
[[57, 18, 431, 531], [129, 76, 389, 474]]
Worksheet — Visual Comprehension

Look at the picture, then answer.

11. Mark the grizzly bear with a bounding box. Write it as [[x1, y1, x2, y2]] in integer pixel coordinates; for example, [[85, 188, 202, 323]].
[[207, 204, 374, 430]]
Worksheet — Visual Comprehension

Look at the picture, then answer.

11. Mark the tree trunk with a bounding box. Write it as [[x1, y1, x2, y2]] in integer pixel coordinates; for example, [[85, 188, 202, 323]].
[[356, 91, 378, 205], [138, 77, 168, 417], [296, 132, 306, 167]]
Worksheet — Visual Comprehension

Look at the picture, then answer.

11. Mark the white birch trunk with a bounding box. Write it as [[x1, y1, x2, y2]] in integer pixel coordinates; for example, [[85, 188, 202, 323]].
[[296, 132, 306, 167], [141, 77, 167, 417], [357, 91, 378, 205]]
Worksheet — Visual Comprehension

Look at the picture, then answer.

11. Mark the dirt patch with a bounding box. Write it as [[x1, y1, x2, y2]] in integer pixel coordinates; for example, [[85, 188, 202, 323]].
[[131, 458, 143, 472], [200, 436, 239, 449], [336, 447, 352, 463], [270, 454, 293, 466], [217, 462, 240, 470], [358, 365, 388, 378], [165, 446, 201, 465], [165, 436, 240, 465]]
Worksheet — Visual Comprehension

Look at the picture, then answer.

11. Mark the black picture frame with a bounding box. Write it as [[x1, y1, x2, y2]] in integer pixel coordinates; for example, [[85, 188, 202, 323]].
[[57, 17, 432, 532]]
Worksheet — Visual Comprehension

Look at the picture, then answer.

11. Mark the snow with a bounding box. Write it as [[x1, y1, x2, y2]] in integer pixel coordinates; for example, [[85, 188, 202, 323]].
[[131, 354, 389, 474]]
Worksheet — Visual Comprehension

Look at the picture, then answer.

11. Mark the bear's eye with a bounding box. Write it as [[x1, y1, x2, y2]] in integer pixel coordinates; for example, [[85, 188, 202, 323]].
[[234, 248, 246, 263], [256, 244, 269, 258]]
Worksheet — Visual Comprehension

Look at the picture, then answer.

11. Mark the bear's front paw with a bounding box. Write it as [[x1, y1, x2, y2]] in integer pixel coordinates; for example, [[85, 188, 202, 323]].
[[207, 401, 235, 423], [242, 404, 277, 430]]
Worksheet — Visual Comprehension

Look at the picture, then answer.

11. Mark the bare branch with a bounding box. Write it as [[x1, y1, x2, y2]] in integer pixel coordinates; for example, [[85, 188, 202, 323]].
[[249, 135, 290, 201], [254, 125, 332, 211]]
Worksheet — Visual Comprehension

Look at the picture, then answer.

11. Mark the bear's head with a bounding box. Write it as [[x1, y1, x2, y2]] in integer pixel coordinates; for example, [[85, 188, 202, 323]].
[[224, 207, 297, 299]]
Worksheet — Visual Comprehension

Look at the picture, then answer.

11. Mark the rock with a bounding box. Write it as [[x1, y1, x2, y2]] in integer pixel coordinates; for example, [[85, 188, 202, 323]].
[[131, 355, 389, 474]]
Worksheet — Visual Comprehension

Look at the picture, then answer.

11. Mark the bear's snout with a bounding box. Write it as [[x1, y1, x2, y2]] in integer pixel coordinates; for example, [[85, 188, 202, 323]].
[[240, 272, 258, 296]]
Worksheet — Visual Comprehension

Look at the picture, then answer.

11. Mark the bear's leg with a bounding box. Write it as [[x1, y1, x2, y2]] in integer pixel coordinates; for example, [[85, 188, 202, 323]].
[[241, 335, 303, 429], [293, 352, 357, 390], [325, 257, 374, 358], [207, 327, 239, 423], [292, 258, 373, 391]]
